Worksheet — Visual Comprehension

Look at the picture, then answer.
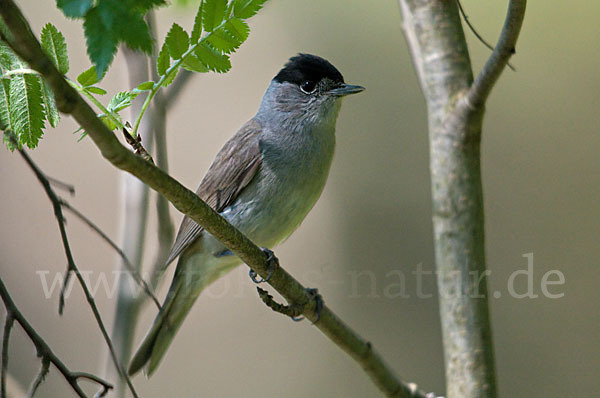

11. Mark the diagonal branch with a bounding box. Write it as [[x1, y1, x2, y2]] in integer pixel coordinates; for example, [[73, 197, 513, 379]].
[[465, 0, 527, 108], [0, 1, 433, 396], [0, 278, 113, 398]]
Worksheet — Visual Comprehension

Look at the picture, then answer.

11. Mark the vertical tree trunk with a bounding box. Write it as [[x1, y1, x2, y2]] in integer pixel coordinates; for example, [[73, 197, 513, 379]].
[[398, 1, 497, 397]]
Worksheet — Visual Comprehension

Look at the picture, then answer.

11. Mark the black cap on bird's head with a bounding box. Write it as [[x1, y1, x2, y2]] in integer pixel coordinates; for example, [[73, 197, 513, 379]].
[[273, 53, 364, 97], [274, 53, 345, 85]]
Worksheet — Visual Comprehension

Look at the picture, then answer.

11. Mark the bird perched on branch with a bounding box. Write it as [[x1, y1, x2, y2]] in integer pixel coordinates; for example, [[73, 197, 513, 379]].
[[128, 53, 364, 376]]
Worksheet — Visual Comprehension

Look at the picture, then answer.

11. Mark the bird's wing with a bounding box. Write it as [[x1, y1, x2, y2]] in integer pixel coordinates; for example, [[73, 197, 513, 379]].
[[163, 119, 263, 267]]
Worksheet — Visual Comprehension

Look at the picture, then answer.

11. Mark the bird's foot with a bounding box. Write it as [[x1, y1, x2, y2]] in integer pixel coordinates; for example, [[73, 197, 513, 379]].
[[291, 288, 323, 323], [248, 247, 279, 284]]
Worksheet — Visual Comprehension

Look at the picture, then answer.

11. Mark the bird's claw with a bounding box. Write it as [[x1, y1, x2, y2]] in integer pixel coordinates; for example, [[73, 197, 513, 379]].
[[248, 247, 279, 284], [291, 288, 323, 323]]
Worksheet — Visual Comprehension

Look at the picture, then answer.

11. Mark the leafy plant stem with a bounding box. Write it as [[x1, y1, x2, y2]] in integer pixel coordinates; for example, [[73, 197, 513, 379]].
[[66, 78, 125, 132], [131, 18, 231, 138]]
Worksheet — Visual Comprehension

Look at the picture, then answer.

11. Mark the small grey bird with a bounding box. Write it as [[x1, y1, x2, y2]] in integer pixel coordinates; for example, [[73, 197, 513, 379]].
[[128, 54, 364, 376]]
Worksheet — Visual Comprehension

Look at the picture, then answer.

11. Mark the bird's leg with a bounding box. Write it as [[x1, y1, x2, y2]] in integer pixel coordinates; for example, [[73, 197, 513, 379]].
[[248, 247, 279, 283]]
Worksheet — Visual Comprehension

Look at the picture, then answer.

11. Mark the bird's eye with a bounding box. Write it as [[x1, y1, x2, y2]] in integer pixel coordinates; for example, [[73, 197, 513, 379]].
[[300, 80, 317, 94]]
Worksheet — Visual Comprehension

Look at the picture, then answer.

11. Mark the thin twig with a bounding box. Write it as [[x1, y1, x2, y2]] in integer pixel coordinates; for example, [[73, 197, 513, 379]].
[[455, 0, 515, 72], [26, 356, 49, 398], [0, 278, 113, 397], [0, 2, 432, 396], [465, 0, 527, 108], [1, 311, 13, 397], [15, 145, 140, 398], [59, 200, 161, 309], [46, 175, 75, 195]]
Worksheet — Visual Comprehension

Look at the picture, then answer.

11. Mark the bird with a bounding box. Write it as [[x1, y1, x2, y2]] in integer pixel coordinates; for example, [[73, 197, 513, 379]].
[[128, 53, 364, 376]]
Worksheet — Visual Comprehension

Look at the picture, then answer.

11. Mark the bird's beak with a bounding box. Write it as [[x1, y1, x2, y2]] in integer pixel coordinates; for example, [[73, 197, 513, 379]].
[[328, 83, 365, 97]]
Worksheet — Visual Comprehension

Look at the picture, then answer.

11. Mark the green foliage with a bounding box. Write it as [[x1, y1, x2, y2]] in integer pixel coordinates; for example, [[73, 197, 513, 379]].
[[232, 0, 268, 19], [76, 65, 104, 87], [207, 29, 241, 54], [57, 0, 166, 78], [2, 0, 269, 150], [0, 42, 18, 71], [191, 1, 204, 43], [135, 81, 155, 91], [85, 87, 107, 95], [194, 43, 231, 72], [203, 0, 227, 32], [57, 0, 93, 18], [108, 91, 139, 113], [224, 18, 250, 43], [42, 81, 60, 128], [153, 0, 265, 83], [0, 24, 71, 150], [39, 23, 69, 128], [40, 23, 69, 75], [181, 53, 208, 73], [156, 43, 171, 76], [165, 24, 189, 60], [9, 72, 45, 149], [0, 81, 12, 132]]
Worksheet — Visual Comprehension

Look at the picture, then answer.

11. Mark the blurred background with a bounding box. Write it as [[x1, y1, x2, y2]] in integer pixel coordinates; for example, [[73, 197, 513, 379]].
[[1, 0, 598, 396]]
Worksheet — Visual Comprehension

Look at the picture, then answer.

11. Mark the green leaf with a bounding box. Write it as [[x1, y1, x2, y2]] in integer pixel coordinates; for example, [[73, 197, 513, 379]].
[[85, 86, 107, 95], [83, 7, 117, 78], [9, 73, 45, 149], [194, 43, 231, 73], [163, 70, 178, 87], [203, 0, 227, 32], [57, 0, 93, 18], [165, 23, 189, 60], [118, 14, 153, 54], [163, 67, 179, 87], [40, 23, 69, 75], [181, 53, 208, 73], [224, 18, 249, 43], [156, 42, 170, 76], [233, 0, 268, 19], [135, 81, 155, 91], [77, 65, 104, 87], [41, 80, 60, 128], [0, 42, 19, 71], [73, 0, 160, 75], [0, 80, 12, 131], [3, 132, 19, 151], [108, 91, 138, 113], [207, 29, 241, 54], [134, 0, 167, 12], [191, 0, 204, 43]]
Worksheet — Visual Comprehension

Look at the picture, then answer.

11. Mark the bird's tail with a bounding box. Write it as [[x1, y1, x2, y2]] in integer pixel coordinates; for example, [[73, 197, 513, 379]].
[[128, 254, 237, 377]]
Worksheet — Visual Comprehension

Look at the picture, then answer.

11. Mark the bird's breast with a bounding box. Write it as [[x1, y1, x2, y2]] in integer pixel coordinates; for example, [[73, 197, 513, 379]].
[[224, 126, 336, 248]]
